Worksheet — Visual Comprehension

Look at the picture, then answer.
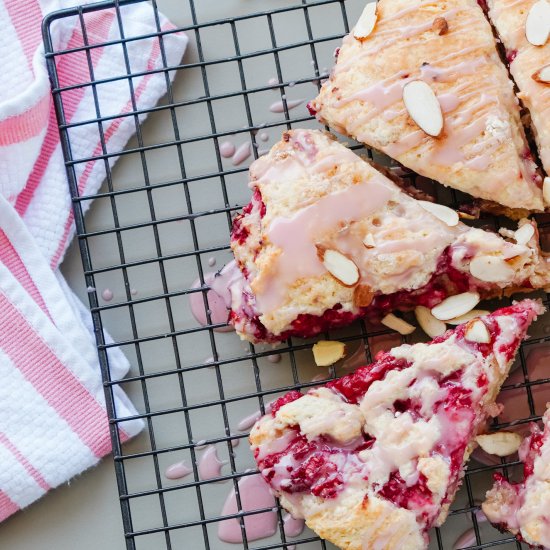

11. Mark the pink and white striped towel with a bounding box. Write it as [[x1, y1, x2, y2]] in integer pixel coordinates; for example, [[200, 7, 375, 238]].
[[0, 0, 187, 521]]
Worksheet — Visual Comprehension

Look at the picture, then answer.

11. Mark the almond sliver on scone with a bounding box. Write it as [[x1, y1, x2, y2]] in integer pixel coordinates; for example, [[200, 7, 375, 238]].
[[486, 0, 550, 185], [309, 0, 544, 212], [251, 300, 544, 550], [483, 406, 550, 548], [228, 129, 550, 343]]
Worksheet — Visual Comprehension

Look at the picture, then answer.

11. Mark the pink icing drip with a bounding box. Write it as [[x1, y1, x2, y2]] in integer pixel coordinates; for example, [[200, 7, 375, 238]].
[[258, 179, 394, 313], [283, 513, 305, 537], [220, 141, 236, 158], [198, 445, 226, 481], [232, 142, 252, 166], [269, 99, 304, 113], [237, 401, 275, 432], [164, 461, 193, 480], [217, 474, 277, 543]]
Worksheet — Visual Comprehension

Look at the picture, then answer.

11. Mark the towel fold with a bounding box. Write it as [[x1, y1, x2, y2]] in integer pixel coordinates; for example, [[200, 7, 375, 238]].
[[0, 0, 187, 521]]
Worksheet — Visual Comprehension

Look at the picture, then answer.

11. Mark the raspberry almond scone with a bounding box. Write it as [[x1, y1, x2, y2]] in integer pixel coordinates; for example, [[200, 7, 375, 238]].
[[309, 0, 544, 213], [251, 300, 544, 550], [483, 406, 550, 548], [229, 129, 550, 343], [486, 0, 550, 176]]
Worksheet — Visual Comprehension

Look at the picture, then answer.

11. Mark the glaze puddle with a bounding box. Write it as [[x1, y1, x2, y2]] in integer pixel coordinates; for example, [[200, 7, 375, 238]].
[[220, 141, 236, 158], [208, 257, 216, 267], [267, 354, 281, 364], [283, 513, 305, 537], [237, 401, 274, 432], [189, 270, 234, 332], [269, 98, 304, 113], [165, 461, 193, 480], [101, 288, 114, 301], [198, 445, 226, 481], [232, 143, 252, 166], [218, 474, 277, 543]]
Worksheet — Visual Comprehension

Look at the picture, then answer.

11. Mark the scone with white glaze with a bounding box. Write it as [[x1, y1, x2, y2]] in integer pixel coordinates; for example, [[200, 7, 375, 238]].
[[228, 129, 550, 343], [251, 300, 544, 550], [309, 0, 544, 212], [483, 405, 550, 547], [486, 0, 550, 177]]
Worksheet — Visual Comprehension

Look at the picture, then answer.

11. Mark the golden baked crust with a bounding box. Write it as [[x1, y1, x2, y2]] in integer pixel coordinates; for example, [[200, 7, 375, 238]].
[[251, 301, 544, 549], [229, 129, 550, 342], [310, 0, 543, 211], [487, 0, 550, 176]]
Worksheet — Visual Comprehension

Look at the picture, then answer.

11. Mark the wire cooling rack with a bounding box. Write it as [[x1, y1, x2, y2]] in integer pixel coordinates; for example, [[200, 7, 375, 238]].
[[43, 0, 550, 549]]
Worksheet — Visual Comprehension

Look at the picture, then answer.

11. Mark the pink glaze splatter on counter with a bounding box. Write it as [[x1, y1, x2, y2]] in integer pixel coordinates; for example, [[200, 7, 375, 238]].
[[165, 461, 193, 480], [218, 474, 277, 543], [198, 445, 226, 481], [232, 143, 252, 166], [130, 288, 138, 296], [267, 354, 281, 364], [237, 401, 274, 432], [189, 270, 234, 332], [283, 513, 305, 537], [101, 288, 114, 301], [259, 132, 269, 142], [269, 99, 304, 113], [220, 141, 236, 158], [268, 77, 278, 87]]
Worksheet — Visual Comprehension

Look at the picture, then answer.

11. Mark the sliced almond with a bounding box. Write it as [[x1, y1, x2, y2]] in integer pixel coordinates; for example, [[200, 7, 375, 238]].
[[532, 64, 550, 84], [415, 306, 447, 338], [475, 432, 522, 457], [418, 200, 459, 226], [464, 319, 491, 343], [319, 248, 360, 286], [431, 292, 480, 321], [354, 284, 375, 307], [526, 0, 550, 46], [363, 233, 376, 248], [469, 255, 515, 283], [544, 177, 550, 206], [312, 340, 347, 367], [514, 223, 535, 246], [447, 309, 490, 325], [353, 2, 378, 40], [402, 80, 444, 137], [432, 16, 449, 35], [458, 211, 477, 220], [381, 313, 416, 335]]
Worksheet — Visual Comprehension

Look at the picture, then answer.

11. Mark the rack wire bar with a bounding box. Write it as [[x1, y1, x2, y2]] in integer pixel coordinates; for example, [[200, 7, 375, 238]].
[[44, 1, 550, 549]]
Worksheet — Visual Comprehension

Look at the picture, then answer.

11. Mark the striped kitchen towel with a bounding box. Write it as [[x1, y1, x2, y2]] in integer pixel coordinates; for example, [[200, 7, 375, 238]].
[[0, 0, 187, 521]]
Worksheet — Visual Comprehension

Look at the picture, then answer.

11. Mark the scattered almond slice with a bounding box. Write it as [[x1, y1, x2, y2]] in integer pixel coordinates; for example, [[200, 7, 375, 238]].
[[432, 16, 449, 35], [431, 292, 480, 321], [464, 319, 491, 343], [476, 432, 522, 457], [525, 0, 550, 46], [363, 233, 376, 248], [402, 80, 444, 137], [447, 309, 490, 325], [544, 177, 550, 206], [353, 2, 378, 40], [415, 306, 447, 338], [312, 340, 347, 367], [532, 64, 550, 84], [514, 223, 535, 246], [458, 211, 477, 220], [469, 255, 515, 283], [418, 200, 459, 226], [354, 284, 375, 307], [381, 313, 416, 335], [319, 248, 360, 286]]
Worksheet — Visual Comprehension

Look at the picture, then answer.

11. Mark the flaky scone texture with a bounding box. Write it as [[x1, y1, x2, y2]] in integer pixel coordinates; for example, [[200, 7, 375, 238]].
[[487, 0, 550, 175], [251, 301, 544, 549], [310, 0, 543, 211], [230, 129, 550, 342]]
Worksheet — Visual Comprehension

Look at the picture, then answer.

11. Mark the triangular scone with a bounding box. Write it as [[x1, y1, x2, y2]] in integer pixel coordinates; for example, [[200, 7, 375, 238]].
[[251, 300, 544, 550], [229, 129, 550, 343], [309, 0, 544, 212], [483, 406, 550, 547], [486, 0, 550, 176]]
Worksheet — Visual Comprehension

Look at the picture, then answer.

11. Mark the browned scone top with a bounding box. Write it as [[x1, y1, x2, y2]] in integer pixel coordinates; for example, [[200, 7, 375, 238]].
[[310, 0, 544, 212], [487, 0, 550, 176]]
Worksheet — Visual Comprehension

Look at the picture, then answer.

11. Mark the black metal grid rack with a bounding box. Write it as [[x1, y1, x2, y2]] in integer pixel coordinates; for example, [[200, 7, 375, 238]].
[[42, 1, 550, 549]]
